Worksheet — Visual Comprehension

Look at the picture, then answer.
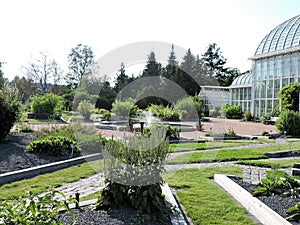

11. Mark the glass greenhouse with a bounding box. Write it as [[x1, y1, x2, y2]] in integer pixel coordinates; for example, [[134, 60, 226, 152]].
[[200, 14, 300, 118]]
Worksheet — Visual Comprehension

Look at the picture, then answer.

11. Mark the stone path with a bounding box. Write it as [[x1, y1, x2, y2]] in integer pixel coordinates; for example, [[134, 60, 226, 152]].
[[53, 153, 300, 200], [53, 162, 275, 200]]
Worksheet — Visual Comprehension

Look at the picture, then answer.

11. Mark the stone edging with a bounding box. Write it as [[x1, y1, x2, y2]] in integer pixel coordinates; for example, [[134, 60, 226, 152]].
[[214, 174, 292, 225], [0, 153, 102, 186]]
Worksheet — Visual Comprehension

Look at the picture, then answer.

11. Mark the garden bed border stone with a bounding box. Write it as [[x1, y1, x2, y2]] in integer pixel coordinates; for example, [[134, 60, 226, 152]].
[[214, 173, 292, 225]]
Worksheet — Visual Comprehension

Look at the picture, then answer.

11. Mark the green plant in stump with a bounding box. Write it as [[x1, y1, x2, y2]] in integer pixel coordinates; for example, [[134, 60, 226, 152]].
[[97, 126, 173, 223], [0, 189, 76, 225]]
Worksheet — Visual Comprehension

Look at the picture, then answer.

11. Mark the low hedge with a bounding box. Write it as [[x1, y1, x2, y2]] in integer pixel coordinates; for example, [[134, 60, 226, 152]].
[[25, 136, 78, 156]]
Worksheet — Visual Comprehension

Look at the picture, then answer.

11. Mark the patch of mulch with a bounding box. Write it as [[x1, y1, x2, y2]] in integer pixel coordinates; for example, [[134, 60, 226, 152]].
[[59, 205, 169, 225], [0, 133, 80, 174], [231, 177, 300, 225]]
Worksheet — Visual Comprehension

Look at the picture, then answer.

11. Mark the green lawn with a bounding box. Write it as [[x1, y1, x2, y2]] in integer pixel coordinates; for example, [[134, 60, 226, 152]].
[[164, 167, 257, 225], [168, 144, 300, 164], [0, 160, 103, 201], [168, 140, 260, 153], [237, 159, 300, 168]]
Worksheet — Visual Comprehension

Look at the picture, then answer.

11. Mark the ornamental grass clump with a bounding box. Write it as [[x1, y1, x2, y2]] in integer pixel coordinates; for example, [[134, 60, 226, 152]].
[[97, 126, 174, 223]]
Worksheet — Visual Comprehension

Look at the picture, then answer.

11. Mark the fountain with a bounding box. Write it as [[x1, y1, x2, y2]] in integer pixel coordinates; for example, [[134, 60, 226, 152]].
[[143, 110, 153, 126]]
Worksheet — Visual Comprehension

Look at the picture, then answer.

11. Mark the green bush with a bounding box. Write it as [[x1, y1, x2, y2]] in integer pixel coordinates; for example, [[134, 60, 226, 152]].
[[72, 90, 93, 110], [174, 96, 203, 120], [0, 96, 21, 141], [98, 109, 111, 121], [31, 93, 63, 118], [111, 99, 138, 119], [276, 110, 300, 135], [144, 124, 180, 139], [243, 111, 253, 121], [220, 104, 243, 119], [0, 189, 75, 225], [150, 105, 180, 121], [77, 100, 94, 120], [35, 124, 107, 155], [25, 136, 78, 156]]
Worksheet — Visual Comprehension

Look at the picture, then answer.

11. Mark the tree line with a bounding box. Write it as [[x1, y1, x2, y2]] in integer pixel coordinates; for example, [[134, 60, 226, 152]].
[[1, 43, 241, 110]]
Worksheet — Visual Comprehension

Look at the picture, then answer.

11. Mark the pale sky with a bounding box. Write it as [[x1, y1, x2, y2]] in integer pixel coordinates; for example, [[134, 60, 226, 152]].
[[1, 0, 300, 81]]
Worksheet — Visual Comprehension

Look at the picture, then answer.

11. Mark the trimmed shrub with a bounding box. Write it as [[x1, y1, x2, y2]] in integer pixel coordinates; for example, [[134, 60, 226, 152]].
[[25, 136, 78, 156], [220, 104, 243, 119], [276, 110, 300, 135], [31, 93, 63, 118]]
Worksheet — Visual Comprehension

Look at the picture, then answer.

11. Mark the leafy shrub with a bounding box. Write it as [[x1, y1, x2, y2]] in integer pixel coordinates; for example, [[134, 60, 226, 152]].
[[174, 96, 203, 120], [97, 129, 173, 222], [111, 99, 138, 119], [72, 90, 91, 110], [25, 135, 78, 156], [278, 82, 300, 112], [287, 202, 300, 222], [0, 85, 21, 141], [147, 104, 180, 121], [97, 182, 172, 223], [224, 128, 236, 137], [220, 104, 242, 119], [77, 100, 94, 120], [253, 174, 299, 197], [243, 111, 253, 121], [31, 93, 63, 118], [98, 109, 111, 121], [144, 124, 180, 139], [0, 96, 21, 141], [276, 109, 300, 135], [0, 190, 75, 225]]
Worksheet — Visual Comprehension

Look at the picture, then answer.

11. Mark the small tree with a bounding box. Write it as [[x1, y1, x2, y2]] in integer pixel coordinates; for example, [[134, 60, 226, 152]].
[[111, 99, 138, 120], [278, 83, 300, 112], [77, 100, 94, 120], [174, 96, 203, 120], [276, 109, 300, 135], [31, 93, 63, 118]]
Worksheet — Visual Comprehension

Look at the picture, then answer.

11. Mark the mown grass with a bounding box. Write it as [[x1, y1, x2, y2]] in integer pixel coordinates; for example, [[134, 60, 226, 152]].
[[168, 140, 260, 153], [164, 167, 256, 225], [168, 143, 300, 164], [237, 159, 300, 168], [0, 160, 103, 201]]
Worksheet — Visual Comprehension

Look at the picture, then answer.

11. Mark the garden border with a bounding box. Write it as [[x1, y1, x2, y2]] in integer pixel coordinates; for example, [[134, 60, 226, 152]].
[[0, 153, 102, 186], [214, 174, 292, 225]]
